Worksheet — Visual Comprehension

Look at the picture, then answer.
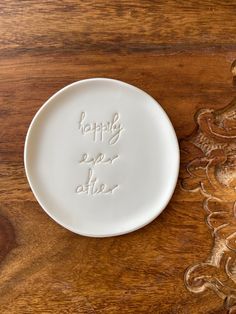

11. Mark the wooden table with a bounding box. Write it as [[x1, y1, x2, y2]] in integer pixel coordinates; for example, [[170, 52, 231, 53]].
[[1, 1, 236, 313]]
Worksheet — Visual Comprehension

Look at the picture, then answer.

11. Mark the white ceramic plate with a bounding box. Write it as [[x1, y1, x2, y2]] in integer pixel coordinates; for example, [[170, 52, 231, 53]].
[[24, 78, 179, 237]]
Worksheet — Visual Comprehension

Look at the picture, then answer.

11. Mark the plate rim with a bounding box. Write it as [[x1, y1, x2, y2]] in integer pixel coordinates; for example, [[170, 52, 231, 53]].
[[24, 78, 180, 237]]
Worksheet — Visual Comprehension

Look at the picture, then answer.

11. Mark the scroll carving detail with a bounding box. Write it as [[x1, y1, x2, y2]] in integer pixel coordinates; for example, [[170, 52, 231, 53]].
[[181, 98, 236, 312]]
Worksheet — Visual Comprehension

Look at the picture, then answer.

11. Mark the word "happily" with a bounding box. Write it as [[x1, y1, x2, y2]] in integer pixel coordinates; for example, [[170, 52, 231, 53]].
[[78, 112, 124, 145]]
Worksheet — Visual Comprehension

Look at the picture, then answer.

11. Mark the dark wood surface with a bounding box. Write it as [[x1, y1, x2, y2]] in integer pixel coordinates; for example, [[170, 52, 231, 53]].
[[1, 1, 236, 313]]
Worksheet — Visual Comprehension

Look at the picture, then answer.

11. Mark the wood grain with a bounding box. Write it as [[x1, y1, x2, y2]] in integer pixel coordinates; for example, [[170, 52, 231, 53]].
[[0, 1, 236, 313], [1, 1, 236, 53]]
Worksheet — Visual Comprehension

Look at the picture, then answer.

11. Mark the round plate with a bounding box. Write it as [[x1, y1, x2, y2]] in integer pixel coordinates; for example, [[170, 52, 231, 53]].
[[24, 78, 179, 237]]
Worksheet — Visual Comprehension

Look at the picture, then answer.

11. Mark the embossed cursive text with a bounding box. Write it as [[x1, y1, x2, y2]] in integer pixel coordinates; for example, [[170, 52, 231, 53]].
[[79, 153, 119, 166], [78, 112, 124, 145], [75, 168, 119, 195]]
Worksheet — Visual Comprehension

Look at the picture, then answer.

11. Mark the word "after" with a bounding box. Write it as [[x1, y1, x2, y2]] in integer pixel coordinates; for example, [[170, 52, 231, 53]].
[[75, 168, 118, 195]]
